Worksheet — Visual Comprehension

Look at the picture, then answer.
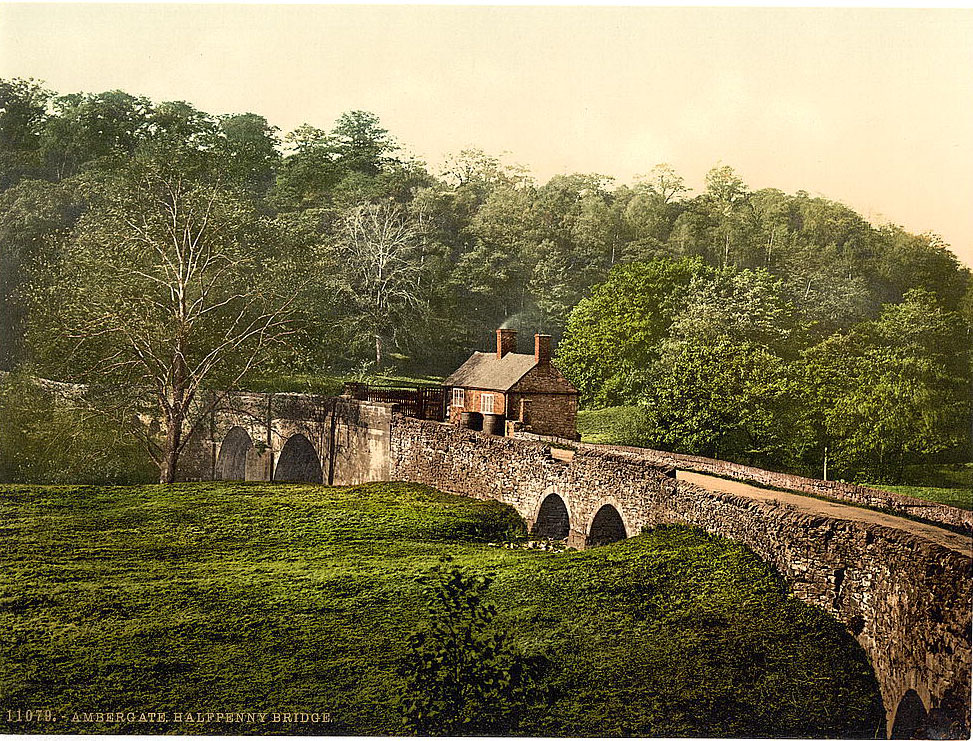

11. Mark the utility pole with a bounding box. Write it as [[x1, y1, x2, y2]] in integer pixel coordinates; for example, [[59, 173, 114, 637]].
[[823, 445, 829, 481]]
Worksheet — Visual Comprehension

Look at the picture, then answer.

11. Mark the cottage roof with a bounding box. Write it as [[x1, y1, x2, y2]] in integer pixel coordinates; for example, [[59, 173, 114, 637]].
[[444, 351, 538, 391]]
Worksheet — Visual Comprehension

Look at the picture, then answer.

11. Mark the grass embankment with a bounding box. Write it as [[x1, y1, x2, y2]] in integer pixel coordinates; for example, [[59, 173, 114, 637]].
[[577, 405, 648, 446], [579, 407, 973, 512], [868, 463, 972, 511], [245, 372, 443, 395], [0, 481, 882, 737]]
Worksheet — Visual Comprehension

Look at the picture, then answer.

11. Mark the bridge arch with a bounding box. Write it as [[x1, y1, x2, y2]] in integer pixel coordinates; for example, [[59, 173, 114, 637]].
[[274, 433, 323, 483], [531, 490, 571, 540], [217, 426, 253, 481], [890, 689, 927, 739], [586, 503, 628, 547]]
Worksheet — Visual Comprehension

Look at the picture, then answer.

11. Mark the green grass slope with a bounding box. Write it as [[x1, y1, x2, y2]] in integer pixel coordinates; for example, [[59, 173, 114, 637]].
[[869, 464, 973, 511], [0, 481, 883, 737], [578, 405, 649, 446]]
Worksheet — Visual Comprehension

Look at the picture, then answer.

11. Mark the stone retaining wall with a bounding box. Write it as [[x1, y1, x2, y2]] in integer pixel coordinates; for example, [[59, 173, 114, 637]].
[[516, 433, 973, 535]]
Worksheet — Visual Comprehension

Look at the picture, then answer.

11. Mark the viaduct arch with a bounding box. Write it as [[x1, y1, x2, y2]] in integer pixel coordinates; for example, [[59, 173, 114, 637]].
[[274, 434, 323, 483], [185, 393, 971, 738], [216, 426, 253, 480]]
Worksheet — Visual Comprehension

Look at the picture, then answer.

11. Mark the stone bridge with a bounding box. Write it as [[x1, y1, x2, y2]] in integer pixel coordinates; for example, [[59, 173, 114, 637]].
[[186, 392, 972, 739]]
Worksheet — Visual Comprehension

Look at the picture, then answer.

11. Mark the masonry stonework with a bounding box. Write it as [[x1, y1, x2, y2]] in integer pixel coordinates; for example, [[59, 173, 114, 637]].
[[516, 435, 973, 535], [179, 392, 392, 486], [389, 415, 972, 739], [201, 396, 972, 738]]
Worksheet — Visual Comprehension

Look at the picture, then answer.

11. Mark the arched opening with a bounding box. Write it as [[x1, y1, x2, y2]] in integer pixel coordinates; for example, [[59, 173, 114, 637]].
[[463, 411, 483, 432], [274, 434, 323, 484], [586, 504, 627, 547], [890, 689, 928, 739], [532, 493, 570, 540], [217, 426, 253, 481]]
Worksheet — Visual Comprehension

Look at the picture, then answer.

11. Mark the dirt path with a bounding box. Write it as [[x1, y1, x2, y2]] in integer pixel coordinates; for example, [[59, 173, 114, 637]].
[[677, 470, 973, 557]]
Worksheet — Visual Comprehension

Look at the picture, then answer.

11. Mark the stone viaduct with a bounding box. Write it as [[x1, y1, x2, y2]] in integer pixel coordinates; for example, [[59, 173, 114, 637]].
[[183, 392, 972, 739]]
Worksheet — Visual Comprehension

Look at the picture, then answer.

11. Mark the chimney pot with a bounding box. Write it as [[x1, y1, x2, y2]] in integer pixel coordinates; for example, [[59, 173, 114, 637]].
[[535, 334, 552, 366], [497, 328, 517, 359]]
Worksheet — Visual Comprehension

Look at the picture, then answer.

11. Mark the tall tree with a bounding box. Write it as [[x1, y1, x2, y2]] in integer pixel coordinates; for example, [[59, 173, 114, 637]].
[[331, 199, 429, 367], [556, 257, 708, 406], [799, 290, 970, 480], [0, 77, 51, 188], [27, 150, 307, 482], [331, 110, 398, 176]]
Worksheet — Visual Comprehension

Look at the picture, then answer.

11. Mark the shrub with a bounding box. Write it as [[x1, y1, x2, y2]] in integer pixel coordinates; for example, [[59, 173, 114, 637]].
[[0, 372, 154, 484], [397, 557, 544, 735]]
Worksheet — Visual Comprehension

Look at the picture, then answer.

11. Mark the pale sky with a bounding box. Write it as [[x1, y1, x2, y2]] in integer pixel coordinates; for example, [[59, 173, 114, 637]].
[[1, 4, 971, 268]]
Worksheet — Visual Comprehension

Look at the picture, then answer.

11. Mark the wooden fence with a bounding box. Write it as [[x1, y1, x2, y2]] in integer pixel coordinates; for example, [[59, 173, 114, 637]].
[[343, 383, 447, 422]]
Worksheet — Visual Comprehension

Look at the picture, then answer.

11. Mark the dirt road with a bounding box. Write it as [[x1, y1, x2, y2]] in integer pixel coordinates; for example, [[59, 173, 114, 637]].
[[677, 470, 973, 557]]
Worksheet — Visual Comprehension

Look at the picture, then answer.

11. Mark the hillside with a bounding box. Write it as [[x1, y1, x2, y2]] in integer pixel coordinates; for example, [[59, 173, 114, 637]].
[[0, 481, 883, 736]]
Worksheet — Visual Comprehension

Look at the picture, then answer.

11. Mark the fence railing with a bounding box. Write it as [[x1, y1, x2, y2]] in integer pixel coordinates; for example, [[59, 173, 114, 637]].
[[343, 383, 447, 421]]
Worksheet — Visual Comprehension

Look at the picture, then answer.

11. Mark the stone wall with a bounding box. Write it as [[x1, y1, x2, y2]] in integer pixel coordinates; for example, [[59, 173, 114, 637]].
[[392, 414, 972, 738], [517, 433, 973, 535], [180, 392, 392, 486], [389, 415, 677, 547]]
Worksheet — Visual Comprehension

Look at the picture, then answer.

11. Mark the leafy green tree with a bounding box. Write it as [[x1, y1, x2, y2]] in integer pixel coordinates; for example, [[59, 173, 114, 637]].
[[26, 149, 308, 482], [0, 371, 154, 484], [799, 290, 970, 480], [39, 90, 152, 178], [331, 110, 399, 177], [216, 113, 281, 193], [458, 182, 535, 324], [398, 558, 542, 735], [0, 178, 84, 369], [0, 77, 51, 188], [875, 226, 971, 311], [669, 267, 796, 355], [145, 100, 219, 150], [556, 257, 708, 406], [645, 338, 795, 464], [621, 165, 690, 262], [704, 163, 748, 208]]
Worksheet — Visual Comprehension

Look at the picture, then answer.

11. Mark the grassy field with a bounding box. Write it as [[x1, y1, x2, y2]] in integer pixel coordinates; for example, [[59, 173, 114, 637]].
[[577, 405, 649, 446], [0, 481, 883, 737], [867, 483, 972, 511], [245, 371, 444, 396]]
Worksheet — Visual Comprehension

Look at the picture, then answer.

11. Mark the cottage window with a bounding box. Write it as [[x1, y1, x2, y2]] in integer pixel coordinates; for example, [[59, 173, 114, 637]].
[[480, 393, 495, 414], [452, 387, 465, 407]]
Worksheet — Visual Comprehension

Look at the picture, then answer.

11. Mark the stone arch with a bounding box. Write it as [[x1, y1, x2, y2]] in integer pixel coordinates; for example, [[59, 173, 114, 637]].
[[217, 426, 253, 481], [586, 503, 627, 547], [890, 689, 928, 739], [532, 491, 571, 540], [274, 433, 323, 483]]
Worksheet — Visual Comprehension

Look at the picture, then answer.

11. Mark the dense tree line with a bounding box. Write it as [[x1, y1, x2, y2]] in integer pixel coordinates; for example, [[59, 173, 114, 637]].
[[0, 78, 970, 482]]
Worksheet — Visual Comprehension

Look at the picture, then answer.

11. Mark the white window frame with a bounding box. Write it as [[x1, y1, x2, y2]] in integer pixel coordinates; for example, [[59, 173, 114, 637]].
[[452, 387, 465, 407], [480, 393, 495, 414]]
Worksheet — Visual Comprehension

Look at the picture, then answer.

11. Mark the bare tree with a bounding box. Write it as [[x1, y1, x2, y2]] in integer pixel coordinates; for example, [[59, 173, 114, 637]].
[[31, 153, 306, 482], [333, 200, 427, 367]]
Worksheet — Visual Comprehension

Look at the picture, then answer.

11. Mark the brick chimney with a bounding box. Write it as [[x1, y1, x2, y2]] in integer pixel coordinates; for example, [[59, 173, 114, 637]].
[[534, 334, 551, 366], [497, 328, 518, 359]]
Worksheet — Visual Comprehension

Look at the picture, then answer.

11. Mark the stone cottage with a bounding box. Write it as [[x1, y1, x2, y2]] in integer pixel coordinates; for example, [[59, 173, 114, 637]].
[[444, 328, 579, 439]]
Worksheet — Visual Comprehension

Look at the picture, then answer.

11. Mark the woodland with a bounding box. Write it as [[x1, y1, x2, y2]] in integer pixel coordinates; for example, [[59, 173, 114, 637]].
[[0, 78, 970, 484]]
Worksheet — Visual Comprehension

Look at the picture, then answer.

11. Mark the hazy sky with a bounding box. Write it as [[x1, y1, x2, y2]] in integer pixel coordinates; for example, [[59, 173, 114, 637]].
[[1, 4, 971, 267]]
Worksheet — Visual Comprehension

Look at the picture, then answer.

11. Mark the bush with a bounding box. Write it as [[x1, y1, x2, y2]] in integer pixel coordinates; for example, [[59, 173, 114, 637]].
[[0, 372, 154, 484], [397, 557, 544, 735]]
